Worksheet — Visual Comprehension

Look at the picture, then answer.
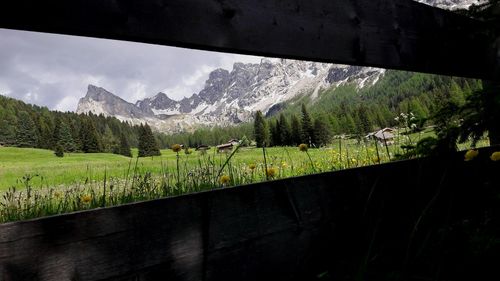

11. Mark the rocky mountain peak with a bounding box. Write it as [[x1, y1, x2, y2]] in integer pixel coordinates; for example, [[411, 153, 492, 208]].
[[415, 0, 484, 10], [77, 59, 385, 133], [85, 84, 116, 100]]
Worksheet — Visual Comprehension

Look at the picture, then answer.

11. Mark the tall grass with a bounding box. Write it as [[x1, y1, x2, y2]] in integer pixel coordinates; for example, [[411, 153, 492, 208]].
[[0, 131, 490, 223]]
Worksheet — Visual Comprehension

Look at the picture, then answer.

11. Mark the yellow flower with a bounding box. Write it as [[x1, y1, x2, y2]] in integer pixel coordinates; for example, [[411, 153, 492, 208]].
[[248, 163, 256, 170], [299, 143, 308, 152], [490, 151, 500, 161], [81, 194, 92, 204], [281, 161, 288, 168], [266, 167, 277, 178], [219, 175, 230, 185], [171, 144, 182, 153], [464, 149, 479, 161]]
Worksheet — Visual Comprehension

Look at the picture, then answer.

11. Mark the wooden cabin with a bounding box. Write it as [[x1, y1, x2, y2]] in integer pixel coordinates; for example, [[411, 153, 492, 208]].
[[366, 128, 396, 145]]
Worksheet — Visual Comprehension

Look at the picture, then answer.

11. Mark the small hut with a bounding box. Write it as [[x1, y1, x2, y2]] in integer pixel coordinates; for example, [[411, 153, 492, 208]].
[[216, 143, 233, 153], [195, 144, 210, 151], [366, 128, 395, 145]]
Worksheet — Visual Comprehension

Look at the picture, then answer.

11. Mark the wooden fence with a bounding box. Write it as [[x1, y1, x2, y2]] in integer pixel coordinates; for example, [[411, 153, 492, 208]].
[[0, 0, 499, 280], [0, 0, 498, 81], [1, 147, 498, 280]]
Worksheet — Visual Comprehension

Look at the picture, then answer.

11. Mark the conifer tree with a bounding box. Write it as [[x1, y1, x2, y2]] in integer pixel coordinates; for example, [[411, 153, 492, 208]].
[[449, 80, 466, 106], [313, 117, 331, 147], [270, 119, 281, 146], [290, 114, 302, 145], [138, 123, 160, 157], [80, 119, 102, 153], [253, 110, 269, 147], [54, 144, 64, 157], [117, 132, 132, 157], [356, 105, 374, 135], [0, 114, 17, 146], [329, 116, 340, 135], [54, 121, 77, 152], [38, 116, 54, 149], [15, 111, 39, 147], [300, 104, 314, 146], [101, 125, 117, 153], [279, 113, 291, 145]]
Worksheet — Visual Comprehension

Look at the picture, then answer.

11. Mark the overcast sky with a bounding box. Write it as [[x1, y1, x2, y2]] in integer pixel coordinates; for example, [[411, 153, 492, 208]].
[[0, 28, 263, 112]]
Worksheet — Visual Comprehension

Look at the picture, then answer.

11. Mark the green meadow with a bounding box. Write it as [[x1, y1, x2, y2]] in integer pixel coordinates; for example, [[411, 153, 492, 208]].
[[0, 127, 485, 191], [0, 127, 489, 223], [0, 140, 390, 191]]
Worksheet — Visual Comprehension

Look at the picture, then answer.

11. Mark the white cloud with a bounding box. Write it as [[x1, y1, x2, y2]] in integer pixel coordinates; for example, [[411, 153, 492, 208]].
[[55, 96, 79, 112], [0, 28, 267, 111], [0, 82, 11, 96], [124, 81, 148, 103]]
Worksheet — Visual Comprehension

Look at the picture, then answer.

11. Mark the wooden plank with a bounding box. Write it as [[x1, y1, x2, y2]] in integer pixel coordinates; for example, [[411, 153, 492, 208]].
[[0, 0, 498, 80], [1, 146, 499, 280]]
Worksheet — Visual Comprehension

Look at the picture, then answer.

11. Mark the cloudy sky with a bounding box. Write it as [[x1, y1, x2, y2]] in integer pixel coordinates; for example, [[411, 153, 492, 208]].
[[0, 28, 263, 112]]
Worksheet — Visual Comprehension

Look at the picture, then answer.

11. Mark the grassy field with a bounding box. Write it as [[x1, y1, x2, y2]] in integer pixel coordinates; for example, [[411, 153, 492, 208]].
[[0, 127, 486, 191], [0, 128, 489, 223], [0, 142, 383, 191]]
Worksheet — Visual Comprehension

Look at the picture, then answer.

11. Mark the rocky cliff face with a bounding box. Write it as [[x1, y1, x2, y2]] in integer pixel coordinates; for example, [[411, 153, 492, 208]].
[[415, 0, 484, 10], [77, 59, 384, 133]]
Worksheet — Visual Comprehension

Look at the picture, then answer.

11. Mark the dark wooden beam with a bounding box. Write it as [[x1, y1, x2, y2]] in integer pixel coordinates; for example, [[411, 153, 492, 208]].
[[1, 146, 499, 280], [0, 0, 498, 80]]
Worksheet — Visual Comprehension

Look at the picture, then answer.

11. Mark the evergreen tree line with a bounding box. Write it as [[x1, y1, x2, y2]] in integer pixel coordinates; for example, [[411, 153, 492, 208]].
[[142, 70, 482, 149], [155, 123, 254, 148], [0, 95, 160, 157], [254, 104, 331, 148], [271, 71, 481, 139]]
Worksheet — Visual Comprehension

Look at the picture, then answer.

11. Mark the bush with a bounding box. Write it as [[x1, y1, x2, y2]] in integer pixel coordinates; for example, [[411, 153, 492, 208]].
[[54, 144, 64, 157]]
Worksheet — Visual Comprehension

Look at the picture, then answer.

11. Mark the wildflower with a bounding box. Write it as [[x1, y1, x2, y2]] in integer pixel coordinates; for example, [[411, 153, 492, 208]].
[[171, 144, 182, 153], [266, 167, 277, 178], [299, 143, 308, 152], [81, 194, 92, 204], [281, 161, 288, 168], [490, 151, 500, 161], [184, 148, 193, 155], [464, 149, 479, 161], [219, 175, 230, 185], [248, 163, 257, 170]]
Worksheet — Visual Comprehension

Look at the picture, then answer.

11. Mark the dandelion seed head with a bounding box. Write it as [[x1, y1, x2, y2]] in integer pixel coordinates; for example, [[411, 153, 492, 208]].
[[171, 144, 182, 153]]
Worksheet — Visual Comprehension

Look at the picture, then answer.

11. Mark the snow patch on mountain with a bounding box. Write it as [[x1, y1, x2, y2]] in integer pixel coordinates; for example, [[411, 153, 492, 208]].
[[415, 0, 485, 10], [77, 60, 384, 133]]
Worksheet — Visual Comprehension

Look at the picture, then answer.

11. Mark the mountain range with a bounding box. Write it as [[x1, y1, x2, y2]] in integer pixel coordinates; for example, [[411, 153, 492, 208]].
[[76, 60, 385, 133]]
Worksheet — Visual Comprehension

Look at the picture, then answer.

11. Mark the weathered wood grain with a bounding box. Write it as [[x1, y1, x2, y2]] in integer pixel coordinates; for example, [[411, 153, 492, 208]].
[[0, 0, 498, 80], [1, 146, 499, 280]]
